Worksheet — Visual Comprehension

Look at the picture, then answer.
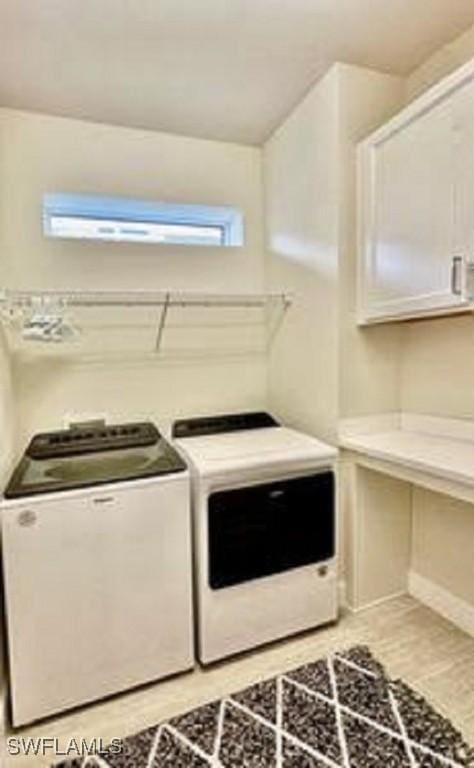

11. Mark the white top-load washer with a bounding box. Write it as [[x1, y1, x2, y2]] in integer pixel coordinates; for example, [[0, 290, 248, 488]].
[[173, 412, 338, 664], [1, 421, 194, 725]]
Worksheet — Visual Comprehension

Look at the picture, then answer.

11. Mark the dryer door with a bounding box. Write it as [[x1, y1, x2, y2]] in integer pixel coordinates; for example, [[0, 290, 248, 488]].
[[208, 471, 335, 589]]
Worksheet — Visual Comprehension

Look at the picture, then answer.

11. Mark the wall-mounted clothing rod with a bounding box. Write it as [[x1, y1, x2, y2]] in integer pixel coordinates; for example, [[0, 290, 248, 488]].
[[0, 288, 292, 351], [0, 288, 291, 310]]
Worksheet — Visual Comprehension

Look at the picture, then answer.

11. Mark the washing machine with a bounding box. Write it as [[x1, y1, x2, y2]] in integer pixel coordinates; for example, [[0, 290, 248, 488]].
[[173, 412, 338, 664], [1, 421, 194, 725]]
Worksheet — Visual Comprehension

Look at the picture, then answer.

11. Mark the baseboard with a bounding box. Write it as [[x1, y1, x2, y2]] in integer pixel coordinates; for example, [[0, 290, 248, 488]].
[[408, 571, 474, 638], [346, 589, 407, 614]]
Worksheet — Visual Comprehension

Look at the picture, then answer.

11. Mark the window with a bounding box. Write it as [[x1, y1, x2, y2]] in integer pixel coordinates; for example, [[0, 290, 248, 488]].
[[43, 194, 243, 247]]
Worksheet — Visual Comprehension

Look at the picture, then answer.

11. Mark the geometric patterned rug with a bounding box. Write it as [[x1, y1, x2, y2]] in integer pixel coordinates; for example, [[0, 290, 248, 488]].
[[56, 645, 474, 767]]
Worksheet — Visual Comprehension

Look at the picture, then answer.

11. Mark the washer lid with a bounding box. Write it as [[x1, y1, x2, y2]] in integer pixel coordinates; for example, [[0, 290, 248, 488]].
[[174, 426, 337, 476]]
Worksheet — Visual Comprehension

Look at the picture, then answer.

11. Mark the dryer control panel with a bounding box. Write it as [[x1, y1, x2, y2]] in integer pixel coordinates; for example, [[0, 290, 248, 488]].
[[173, 411, 278, 438]]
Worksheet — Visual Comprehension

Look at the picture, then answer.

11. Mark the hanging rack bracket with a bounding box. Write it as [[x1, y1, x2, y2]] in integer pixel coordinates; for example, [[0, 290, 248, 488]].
[[155, 292, 171, 353]]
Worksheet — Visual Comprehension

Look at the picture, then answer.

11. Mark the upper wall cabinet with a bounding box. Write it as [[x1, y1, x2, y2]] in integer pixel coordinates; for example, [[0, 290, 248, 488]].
[[357, 61, 474, 324]]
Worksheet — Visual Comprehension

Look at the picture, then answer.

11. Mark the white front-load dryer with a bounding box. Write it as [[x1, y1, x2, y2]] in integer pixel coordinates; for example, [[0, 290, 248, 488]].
[[173, 412, 338, 664]]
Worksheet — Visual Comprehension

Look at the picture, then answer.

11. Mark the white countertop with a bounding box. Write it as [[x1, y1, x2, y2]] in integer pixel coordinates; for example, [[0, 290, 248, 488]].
[[339, 413, 474, 490]]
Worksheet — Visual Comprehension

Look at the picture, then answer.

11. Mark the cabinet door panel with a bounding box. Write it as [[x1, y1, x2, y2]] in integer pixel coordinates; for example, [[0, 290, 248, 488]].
[[369, 98, 456, 314], [453, 78, 474, 299]]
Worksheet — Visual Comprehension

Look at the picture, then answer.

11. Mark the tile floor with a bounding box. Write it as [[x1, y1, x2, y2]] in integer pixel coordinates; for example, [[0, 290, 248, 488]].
[[2, 595, 474, 767]]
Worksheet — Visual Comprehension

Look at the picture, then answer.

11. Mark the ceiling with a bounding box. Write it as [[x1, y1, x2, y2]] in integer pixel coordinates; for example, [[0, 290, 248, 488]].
[[1, 0, 474, 145]]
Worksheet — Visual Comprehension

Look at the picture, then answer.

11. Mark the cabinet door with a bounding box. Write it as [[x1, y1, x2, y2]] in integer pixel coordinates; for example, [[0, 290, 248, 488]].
[[452, 78, 474, 300], [360, 96, 468, 322]]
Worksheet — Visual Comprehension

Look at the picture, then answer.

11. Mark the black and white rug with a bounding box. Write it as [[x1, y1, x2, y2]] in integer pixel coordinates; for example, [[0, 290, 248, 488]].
[[56, 645, 474, 767]]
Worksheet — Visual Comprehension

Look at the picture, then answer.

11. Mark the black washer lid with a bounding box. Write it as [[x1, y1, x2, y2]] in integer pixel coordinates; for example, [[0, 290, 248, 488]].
[[172, 411, 279, 438]]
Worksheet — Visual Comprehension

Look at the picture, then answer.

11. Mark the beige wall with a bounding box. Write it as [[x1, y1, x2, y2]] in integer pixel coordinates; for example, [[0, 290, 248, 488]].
[[0, 109, 264, 293], [400, 316, 474, 419], [336, 64, 404, 420], [264, 64, 403, 445], [12, 354, 267, 451], [0, 108, 266, 450], [0, 329, 14, 484], [263, 68, 340, 443], [412, 487, 474, 606]]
